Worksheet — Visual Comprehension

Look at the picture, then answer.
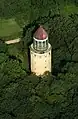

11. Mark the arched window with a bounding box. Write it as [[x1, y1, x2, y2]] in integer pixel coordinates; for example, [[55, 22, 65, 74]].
[[46, 41, 47, 47], [43, 41, 45, 47], [36, 41, 37, 49], [39, 41, 41, 48]]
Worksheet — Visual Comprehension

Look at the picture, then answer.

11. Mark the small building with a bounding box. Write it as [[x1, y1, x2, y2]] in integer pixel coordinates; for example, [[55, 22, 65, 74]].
[[30, 26, 52, 76]]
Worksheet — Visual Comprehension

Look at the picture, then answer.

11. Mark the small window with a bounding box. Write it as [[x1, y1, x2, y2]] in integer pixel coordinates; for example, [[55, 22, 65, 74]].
[[49, 52, 50, 55], [34, 54, 36, 57], [45, 60, 46, 62], [45, 66, 46, 68]]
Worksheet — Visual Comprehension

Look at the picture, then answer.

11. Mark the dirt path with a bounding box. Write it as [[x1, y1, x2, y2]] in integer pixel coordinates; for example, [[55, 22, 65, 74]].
[[5, 38, 21, 44]]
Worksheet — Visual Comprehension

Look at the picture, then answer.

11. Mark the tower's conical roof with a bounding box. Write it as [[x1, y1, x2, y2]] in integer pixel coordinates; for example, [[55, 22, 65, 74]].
[[33, 26, 48, 40]]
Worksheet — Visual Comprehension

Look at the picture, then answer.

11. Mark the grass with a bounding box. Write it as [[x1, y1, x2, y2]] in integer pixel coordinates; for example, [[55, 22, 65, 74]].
[[0, 18, 22, 39]]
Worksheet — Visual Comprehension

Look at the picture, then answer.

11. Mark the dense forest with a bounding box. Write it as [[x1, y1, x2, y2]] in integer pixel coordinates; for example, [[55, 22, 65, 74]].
[[0, 0, 78, 119]]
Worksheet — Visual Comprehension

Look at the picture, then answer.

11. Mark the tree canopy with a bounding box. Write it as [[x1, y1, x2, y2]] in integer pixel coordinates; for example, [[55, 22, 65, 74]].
[[0, 0, 78, 119]]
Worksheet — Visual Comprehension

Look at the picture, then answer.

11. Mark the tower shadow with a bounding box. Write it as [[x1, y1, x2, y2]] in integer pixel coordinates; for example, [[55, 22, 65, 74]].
[[27, 47, 31, 73], [51, 48, 53, 74]]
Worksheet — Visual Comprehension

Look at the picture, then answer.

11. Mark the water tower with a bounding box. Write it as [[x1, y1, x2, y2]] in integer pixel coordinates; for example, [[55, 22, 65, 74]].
[[30, 26, 52, 76]]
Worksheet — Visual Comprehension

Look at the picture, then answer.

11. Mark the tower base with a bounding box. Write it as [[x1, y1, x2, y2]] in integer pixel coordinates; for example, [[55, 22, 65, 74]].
[[30, 43, 52, 76]]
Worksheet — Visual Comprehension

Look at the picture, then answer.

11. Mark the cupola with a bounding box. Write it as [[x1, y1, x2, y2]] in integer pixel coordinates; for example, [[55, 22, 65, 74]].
[[33, 26, 48, 51]]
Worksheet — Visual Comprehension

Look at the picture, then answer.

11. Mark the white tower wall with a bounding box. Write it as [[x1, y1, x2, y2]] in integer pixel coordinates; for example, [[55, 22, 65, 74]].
[[30, 43, 52, 76]]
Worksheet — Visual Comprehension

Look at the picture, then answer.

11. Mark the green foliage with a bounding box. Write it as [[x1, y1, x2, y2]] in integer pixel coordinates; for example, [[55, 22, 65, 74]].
[[0, 0, 78, 119]]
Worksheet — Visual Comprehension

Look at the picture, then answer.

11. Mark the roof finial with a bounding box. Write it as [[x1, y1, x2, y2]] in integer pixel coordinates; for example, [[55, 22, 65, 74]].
[[39, 25, 43, 28]]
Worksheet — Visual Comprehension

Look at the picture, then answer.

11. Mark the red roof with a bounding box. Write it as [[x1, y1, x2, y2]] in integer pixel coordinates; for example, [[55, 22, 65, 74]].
[[33, 26, 48, 40]]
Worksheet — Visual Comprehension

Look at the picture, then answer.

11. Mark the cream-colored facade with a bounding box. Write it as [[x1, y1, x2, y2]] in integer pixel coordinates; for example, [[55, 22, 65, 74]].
[[30, 43, 52, 76]]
